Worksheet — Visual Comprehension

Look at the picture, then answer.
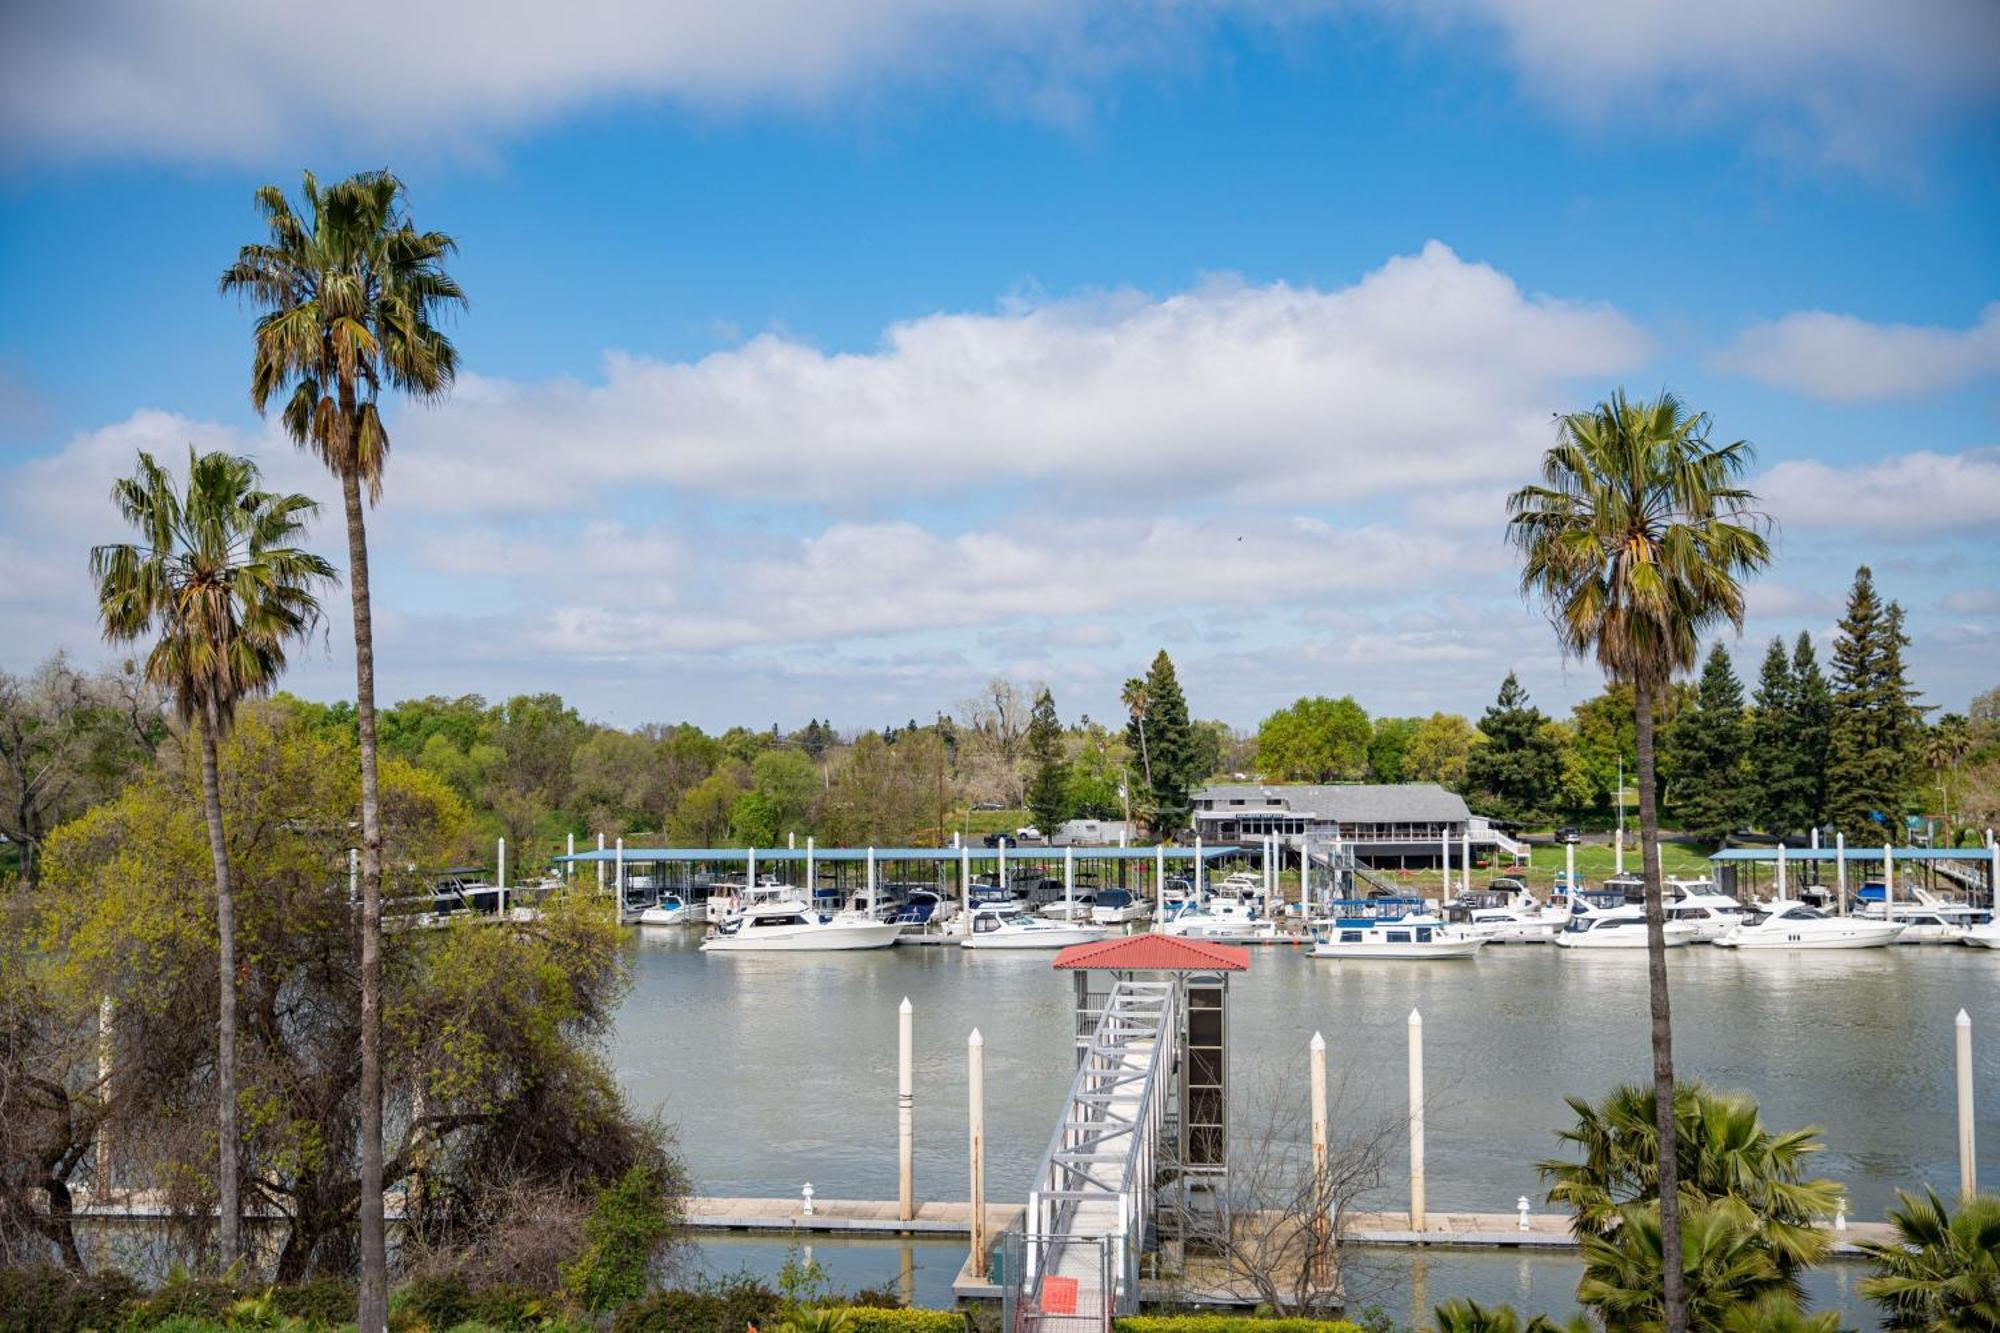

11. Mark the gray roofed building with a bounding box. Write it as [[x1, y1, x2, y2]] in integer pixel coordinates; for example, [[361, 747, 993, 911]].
[[1192, 781, 1525, 868]]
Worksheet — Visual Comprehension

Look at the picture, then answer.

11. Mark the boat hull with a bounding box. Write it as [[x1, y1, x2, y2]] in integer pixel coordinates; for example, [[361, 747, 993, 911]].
[[1555, 930, 1694, 950], [1312, 938, 1485, 960], [1715, 924, 1903, 950], [700, 921, 903, 952], [1964, 927, 2000, 950], [961, 925, 1111, 949]]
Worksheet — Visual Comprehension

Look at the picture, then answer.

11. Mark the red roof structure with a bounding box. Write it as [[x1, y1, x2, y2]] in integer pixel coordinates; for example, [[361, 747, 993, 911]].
[[1052, 933, 1251, 972]]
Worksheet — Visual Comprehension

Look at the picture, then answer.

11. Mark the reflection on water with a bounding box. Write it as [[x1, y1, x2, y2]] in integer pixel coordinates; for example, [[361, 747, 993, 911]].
[[611, 930, 1996, 1219]]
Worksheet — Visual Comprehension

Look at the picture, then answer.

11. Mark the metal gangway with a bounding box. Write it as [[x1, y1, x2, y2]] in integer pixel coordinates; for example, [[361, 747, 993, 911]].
[[1006, 976, 1181, 1332]]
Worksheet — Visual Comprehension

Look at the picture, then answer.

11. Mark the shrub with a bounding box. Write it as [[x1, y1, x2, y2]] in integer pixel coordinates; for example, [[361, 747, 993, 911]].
[[266, 1276, 357, 1325], [0, 1264, 140, 1333], [610, 1276, 778, 1333], [562, 1166, 680, 1313], [398, 1273, 563, 1330], [125, 1277, 244, 1325], [1120, 1312, 1368, 1320], [830, 1310, 966, 1333]]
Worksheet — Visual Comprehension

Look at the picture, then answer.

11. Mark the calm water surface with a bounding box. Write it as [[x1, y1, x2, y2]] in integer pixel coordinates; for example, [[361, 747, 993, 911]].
[[614, 931, 1997, 1328]]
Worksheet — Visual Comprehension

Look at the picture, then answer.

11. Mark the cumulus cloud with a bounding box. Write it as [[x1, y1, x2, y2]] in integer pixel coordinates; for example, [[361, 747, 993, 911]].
[[1718, 303, 2000, 402], [1761, 448, 2000, 535], [387, 243, 1647, 512]]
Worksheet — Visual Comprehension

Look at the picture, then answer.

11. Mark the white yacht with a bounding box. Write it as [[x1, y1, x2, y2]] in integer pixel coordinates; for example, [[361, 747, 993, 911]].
[[1859, 887, 1991, 944], [1038, 894, 1096, 921], [1662, 878, 1755, 943], [1555, 904, 1697, 949], [1090, 887, 1153, 926], [1963, 920, 2000, 950], [636, 894, 694, 926], [1455, 902, 1566, 943], [1312, 914, 1485, 960], [1714, 901, 1904, 950], [960, 903, 1111, 949], [700, 891, 903, 952], [1161, 904, 1281, 942]]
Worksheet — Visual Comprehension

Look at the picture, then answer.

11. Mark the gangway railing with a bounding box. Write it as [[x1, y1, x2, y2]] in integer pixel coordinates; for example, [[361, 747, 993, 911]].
[[1013, 977, 1180, 1324]]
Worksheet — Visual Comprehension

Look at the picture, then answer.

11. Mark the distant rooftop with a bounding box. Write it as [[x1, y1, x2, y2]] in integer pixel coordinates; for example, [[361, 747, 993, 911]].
[[1194, 782, 1471, 823]]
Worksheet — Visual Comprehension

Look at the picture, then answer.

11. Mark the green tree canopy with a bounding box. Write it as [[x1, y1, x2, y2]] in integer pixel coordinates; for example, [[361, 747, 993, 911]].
[[730, 748, 820, 845], [1404, 712, 1476, 789], [1254, 695, 1372, 783], [1826, 567, 1923, 837], [1670, 644, 1754, 842], [1024, 689, 1071, 835], [1126, 651, 1197, 836]]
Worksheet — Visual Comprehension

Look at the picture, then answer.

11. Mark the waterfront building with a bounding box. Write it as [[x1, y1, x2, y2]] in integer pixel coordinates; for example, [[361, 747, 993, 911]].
[[1190, 781, 1527, 868]]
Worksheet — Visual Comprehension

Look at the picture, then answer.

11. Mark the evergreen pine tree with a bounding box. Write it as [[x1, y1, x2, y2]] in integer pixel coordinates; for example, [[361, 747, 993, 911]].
[[1669, 643, 1752, 842], [1128, 650, 1196, 836], [1463, 672, 1562, 823], [1749, 637, 1805, 835], [1790, 633, 1832, 829], [1826, 567, 1917, 837], [1024, 688, 1070, 837]]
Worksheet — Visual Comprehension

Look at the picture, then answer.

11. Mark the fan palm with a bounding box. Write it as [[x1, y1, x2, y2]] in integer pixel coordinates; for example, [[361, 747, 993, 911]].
[[220, 168, 463, 1327], [1509, 390, 1770, 1331], [1433, 1298, 1591, 1332], [1540, 1082, 1842, 1272], [1857, 1188, 2000, 1330], [1578, 1198, 1800, 1331], [91, 448, 333, 1266]]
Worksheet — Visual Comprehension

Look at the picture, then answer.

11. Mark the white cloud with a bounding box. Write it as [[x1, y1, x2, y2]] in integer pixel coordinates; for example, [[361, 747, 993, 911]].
[[1941, 589, 2000, 614], [1718, 304, 2000, 402], [0, 0, 1207, 161], [387, 243, 1647, 512], [1389, 0, 2000, 171], [1762, 448, 2000, 535], [8, 0, 1990, 167]]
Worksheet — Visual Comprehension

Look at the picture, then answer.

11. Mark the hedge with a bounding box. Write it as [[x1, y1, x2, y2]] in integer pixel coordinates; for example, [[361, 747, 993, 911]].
[[1114, 1318, 1363, 1333], [832, 1309, 968, 1333]]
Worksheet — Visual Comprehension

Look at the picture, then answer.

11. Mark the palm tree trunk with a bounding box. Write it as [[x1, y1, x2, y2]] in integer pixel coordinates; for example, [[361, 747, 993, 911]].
[[342, 466, 389, 1333], [196, 704, 240, 1267], [1635, 678, 1687, 1330]]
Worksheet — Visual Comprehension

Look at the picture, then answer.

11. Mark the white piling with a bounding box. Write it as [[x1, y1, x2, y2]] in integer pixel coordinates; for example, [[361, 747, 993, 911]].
[[1156, 843, 1167, 919], [1310, 1030, 1330, 1275], [1462, 830, 1472, 892], [748, 846, 758, 901], [968, 1029, 988, 1279], [1776, 842, 1787, 899], [998, 839, 1008, 894], [866, 846, 877, 914], [1300, 838, 1311, 913], [788, 831, 796, 850], [959, 844, 972, 933], [1439, 829, 1451, 900], [566, 832, 574, 881], [1408, 1009, 1426, 1230], [1064, 846, 1075, 918], [1884, 843, 1894, 916], [1836, 833, 1847, 915], [498, 837, 508, 915], [1564, 839, 1576, 899], [1195, 835, 1205, 901], [898, 997, 915, 1220], [615, 838, 625, 909], [1958, 1009, 1977, 1201], [596, 833, 606, 891]]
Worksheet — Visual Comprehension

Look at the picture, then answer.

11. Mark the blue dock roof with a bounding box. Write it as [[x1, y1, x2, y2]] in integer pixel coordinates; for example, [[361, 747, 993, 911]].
[[553, 844, 1242, 864]]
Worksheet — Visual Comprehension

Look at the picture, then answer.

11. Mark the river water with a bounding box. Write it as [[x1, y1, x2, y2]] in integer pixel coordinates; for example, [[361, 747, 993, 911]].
[[611, 930, 1998, 1326]]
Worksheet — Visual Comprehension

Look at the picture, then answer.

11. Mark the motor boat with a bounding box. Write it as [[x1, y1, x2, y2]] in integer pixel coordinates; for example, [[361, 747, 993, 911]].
[[700, 893, 904, 951], [1038, 894, 1097, 921], [1555, 903, 1697, 949], [959, 903, 1111, 950], [892, 889, 955, 927], [1859, 887, 1991, 944], [636, 894, 694, 926], [1964, 920, 2000, 949], [1161, 904, 1280, 942], [1662, 878, 1755, 943], [1090, 887, 1152, 926], [1455, 903, 1565, 943], [1312, 913, 1485, 960], [1714, 901, 1904, 950]]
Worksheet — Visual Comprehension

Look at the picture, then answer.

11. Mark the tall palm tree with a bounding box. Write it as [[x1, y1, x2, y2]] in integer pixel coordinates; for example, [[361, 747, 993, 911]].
[[1509, 390, 1770, 1331], [1921, 717, 1973, 846], [1857, 1188, 2000, 1330], [91, 448, 333, 1267], [220, 169, 463, 1326]]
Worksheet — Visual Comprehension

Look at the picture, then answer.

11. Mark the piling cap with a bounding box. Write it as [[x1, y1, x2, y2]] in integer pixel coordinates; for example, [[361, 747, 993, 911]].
[[1310, 1031, 1326, 1052], [1959, 1009, 1972, 1026], [968, 1028, 984, 1047], [900, 996, 913, 1014], [1408, 1008, 1423, 1025]]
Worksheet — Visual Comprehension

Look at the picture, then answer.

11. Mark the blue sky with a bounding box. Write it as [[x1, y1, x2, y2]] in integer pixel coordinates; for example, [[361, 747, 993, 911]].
[[2, 1, 1997, 731]]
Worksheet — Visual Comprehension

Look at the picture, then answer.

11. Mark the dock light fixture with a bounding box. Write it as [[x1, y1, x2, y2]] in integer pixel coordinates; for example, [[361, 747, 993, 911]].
[[802, 1182, 814, 1216], [1517, 1196, 1531, 1231]]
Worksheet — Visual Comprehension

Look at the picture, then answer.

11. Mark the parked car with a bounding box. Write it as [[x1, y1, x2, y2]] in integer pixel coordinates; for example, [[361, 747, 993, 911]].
[[971, 800, 1005, 812], [983, 832, 1017, 848], [1557, 827, 1582, 844]]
